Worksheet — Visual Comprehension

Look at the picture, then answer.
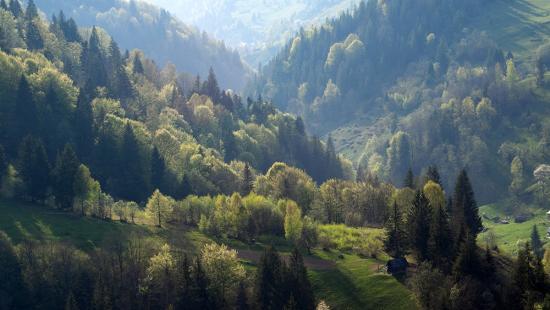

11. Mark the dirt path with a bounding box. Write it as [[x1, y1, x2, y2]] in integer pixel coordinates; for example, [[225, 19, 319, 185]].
[[237, 249, 336, 270]]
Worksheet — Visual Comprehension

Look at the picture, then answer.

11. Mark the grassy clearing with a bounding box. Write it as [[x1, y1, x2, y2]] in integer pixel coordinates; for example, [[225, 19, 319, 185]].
[[319, 224, 387, 259], [471, 0, 550, 62], [310, 252, 417, 310], [0, 199, 160, 251], [479, 204, 549, 255]]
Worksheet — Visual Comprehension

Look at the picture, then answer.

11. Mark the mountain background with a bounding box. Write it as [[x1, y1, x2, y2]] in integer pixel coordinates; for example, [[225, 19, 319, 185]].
[[143, 0, 361, 66], [37, 0, 251, 91]]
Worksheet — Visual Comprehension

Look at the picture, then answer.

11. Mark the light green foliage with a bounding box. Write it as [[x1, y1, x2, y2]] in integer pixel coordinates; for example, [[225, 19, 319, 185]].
[[284, 200, 303, 243], [318, 224, 385, 258], [73, 164, 98, 215], [423, 181, 445, 210], [201, 243, 245, 303], [146, 190, 174, 227]]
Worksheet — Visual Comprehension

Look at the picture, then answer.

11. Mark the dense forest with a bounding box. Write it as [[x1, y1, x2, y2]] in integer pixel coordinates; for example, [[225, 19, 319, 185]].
[[37, 0, 250, 90], [250, 0, 550, 204], [0, 0, 550, 309]]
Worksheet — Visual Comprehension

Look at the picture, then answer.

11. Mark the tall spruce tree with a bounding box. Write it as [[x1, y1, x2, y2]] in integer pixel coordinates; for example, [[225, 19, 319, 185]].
[[242, 163, 253, 196], [203, 67, 220, 103], [25, 18, 43, 50], [17, 136, 50, 201], [452, 231, 480, 279], [82, 27, 108, 89], [52, 144, 80, 210], [150, 147, 165, 193], [407, 190, 432, 261], [0, 144, 7, 178], [428, 203, 453, 269], [8, 0, 22, 18], [425, 165, 441, 186], [14, 75, 38, 143], [119, 123, 148, 202], [74, 85, 95, 159], [404, 168, 415, 189], [255, 246, 285, 310], [132, 54, 144, 75], [0, 0, 8, 11], [385, 201, 407, 258], [451, 170, 482, 237], [287, 248, 315, 310], [25, 0, 37, 20], [531, 225, 544, 260]]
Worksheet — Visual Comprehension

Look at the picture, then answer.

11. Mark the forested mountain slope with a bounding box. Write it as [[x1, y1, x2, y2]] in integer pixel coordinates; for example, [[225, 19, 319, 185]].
[[251, 0, 550, 203], [36, 0, 250, 90], [144, 0, 361, 66]]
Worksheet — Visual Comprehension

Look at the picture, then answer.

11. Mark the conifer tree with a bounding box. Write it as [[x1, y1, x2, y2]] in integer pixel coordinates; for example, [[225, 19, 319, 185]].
[[132, 54, 144, 75], [82, 27, 108, 89], [17, 135, 50, 201], [0, 0, 8, 11], [385, 202, 407, 258], [203, 67, 220, 103], [242, 163, 253, 196], [531, 225, 544, 260], [9, 0, 22, 18], [25, 0, 37, 20], [425, 165, 441, 186], [192, 258, 211, 310], [0, 144, 7, 178], [236, 282, 249, 310], [255, 246, 285, 310], [451, 170, 482, 237], [74, 85, 95, 159], [119, 123, 148, 202], [407, 190, 432, 261], [52, 144, 80, 210], [14, 75, 38, 142], [428, 203, 453, 269], [287, 248, 315, 310], [452, 231, 480, 279], [404, 167, 415, 189], [151, 147, 165, 193], [25, 18, 43, 50]]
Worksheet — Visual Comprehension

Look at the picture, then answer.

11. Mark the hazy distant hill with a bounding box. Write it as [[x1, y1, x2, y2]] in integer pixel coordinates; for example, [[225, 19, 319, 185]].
[[38, 0, 251, 90], [144, 0, 360, 66]]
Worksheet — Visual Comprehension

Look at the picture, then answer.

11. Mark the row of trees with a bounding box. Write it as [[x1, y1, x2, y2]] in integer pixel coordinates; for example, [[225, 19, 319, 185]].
[[0, 231, 317, 310], [386, 168, 550, 309]]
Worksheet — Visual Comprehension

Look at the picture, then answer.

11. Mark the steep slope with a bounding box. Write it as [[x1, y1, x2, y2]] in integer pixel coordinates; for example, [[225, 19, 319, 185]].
[[37, 0, 250, 90], [252, 0, 550, 203], [145, 0, 361, 66]]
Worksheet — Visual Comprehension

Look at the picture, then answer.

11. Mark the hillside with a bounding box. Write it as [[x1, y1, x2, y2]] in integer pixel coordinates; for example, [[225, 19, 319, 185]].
[[145, 0, 361, 66], [37, 0, 250, 90], [251, 0, 550, 203]]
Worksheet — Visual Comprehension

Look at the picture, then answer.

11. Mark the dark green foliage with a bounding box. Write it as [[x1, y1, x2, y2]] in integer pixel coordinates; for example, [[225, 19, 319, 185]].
[[451, 170, 482, 237], [236, 282, 249, 310], [407, 191, 432, 261], [25, 18, 43, 50], [0, 0, 7, 11], [241, 163, 253, 196], [132, 54, 144, 75], [73, 86, 94, 159], [255, 246, 285, 310], [428, 204, 453, 270], [0, 144, 7, 178], [82, 27, 108, 89], [0, 232, 29, 309], [425, 165, 441, 186], [25, 0, 38, 20], [404, 168, 414, 189], [8, 0, 22, 18], [202, 67, 220, 103], [150, 146, 165, 193], [385, 202, 407, 258], [452, 232, 480, 279], [287, 248, 315, 310], [531, 225, 544, 260], [191, 258, 212, 310], [108, 40, 133, 99], [509, 242, 548, 309], [119, 123, 148, 202], [51, 144, 80, 209], [17, 136, 50, 201], [14, 76, 38, 144]]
